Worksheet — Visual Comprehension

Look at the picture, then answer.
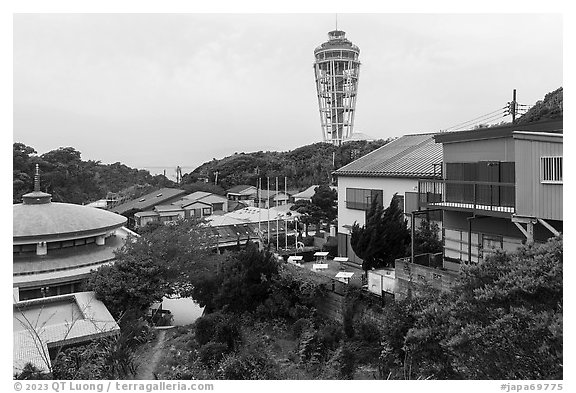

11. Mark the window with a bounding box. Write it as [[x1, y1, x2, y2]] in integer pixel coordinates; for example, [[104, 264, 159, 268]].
[[345, 188, 383, 210], [444, 229, 479, 263], [541, 156, 563, 183], [203, 208, 212, 216]]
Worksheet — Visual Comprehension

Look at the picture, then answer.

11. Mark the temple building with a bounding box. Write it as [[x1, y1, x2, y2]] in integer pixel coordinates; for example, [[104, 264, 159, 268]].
[[13, 165, 133, 301]]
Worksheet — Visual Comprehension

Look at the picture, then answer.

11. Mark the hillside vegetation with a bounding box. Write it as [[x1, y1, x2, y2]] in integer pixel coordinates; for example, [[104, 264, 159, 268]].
[[516, 87, 563, 124], [13, 143, 171, 204], [183, 139, 392, 190]]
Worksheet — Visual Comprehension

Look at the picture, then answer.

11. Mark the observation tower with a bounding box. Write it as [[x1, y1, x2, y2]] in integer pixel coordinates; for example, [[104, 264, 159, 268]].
[[314, 29, 361, 145]]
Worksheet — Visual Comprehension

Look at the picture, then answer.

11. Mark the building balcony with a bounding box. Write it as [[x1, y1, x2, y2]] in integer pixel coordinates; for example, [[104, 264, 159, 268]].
[[418, 179, 515, 217]]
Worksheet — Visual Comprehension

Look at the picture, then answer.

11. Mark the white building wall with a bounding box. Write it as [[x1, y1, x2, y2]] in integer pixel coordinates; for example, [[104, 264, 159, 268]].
[[337, 175, 419, 233]]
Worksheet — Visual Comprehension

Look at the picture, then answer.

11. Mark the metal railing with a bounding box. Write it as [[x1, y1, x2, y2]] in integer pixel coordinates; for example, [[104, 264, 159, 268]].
[[418, 179, 515, 213], [396, 252, 443, 269]]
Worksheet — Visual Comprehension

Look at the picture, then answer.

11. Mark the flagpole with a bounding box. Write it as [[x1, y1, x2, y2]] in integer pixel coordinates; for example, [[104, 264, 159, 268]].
[[284, 176, 288, 251], [257, 177, 261, 248], [267, 177, 270, 246], [276, 176, 279, 251]]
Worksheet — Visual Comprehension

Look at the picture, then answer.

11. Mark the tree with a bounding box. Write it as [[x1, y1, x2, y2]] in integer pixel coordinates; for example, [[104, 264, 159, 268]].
[[413, 218, 442, 255], [88, 219, 215, 320], [310, 185, 338, 224], [290, 185, 337, 235], [13, 143, 38, 203], [211, 243, 280, 313], [87, 240, 170, 320], [403, 236, 563, 379], [350, 194, 410, 272]]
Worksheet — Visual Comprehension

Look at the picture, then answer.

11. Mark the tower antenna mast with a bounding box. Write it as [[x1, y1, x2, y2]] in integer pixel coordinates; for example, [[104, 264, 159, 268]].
[[313, 22, 361, 145]]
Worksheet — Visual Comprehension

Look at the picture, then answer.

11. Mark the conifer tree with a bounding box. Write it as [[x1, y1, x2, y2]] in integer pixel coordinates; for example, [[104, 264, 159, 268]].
[[350, 194, 410, 273]]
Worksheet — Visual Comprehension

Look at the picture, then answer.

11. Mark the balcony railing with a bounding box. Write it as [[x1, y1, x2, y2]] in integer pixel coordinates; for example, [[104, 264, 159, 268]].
[[418, 179, 515, 214]]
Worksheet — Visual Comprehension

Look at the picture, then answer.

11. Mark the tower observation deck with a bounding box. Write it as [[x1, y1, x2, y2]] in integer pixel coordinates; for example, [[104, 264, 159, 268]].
[[314, 30, 361, 146]]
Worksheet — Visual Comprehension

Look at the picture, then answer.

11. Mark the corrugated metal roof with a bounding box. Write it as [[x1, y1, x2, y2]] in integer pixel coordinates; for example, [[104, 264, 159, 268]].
[[111, 188, 187, 215], [334, 133, 442, 178], [227, 185, 256, 194]]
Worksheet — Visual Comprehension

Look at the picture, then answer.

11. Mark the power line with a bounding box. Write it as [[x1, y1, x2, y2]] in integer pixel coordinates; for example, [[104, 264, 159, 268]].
[[449, 113, 508, 132], [442, 107, 507, 132]]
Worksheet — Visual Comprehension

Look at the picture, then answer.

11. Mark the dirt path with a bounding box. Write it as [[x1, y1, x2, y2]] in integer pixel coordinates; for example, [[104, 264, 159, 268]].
[[134, 329, 167, 380]]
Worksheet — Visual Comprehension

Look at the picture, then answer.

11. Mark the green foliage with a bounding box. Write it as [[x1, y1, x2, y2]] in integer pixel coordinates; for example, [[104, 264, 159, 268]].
[[181, 181, 226, 196], [291, 185, 338, 235], [517, 87, 563, 124], [88, 244, 169, 320], [13, 143, 168, 204], [190, 243, 280, 313], [185, 139, 391, 191], [322, 236, 338, 257], [216, 351, 277, 380], [413, 219, 443, 255], [331, 343, 357, 379], [13, 143, 38, 204], [52, 334, 137, 380], [14, 363, 51, 380], [311, 185, 338, 223], [354, 319, 381, 343], [400, 236, 563, 379], [351, 194, 410, 271], [256, 264, 325, 320], [198, 342, 229, 367], [88, 219, 213, 320]]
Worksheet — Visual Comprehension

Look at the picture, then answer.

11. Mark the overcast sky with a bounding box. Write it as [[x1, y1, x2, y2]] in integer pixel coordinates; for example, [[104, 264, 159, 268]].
[[13, 13, 562, 170]]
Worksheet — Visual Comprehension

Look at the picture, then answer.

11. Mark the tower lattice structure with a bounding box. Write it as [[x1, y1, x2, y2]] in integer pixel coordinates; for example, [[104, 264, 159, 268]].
[[314, 30, 361, 146]]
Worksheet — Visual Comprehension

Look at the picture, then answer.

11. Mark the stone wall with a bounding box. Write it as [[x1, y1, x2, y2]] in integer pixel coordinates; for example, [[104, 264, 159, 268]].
[[315, 290, 391, 326], [395, 260, 459, 299]]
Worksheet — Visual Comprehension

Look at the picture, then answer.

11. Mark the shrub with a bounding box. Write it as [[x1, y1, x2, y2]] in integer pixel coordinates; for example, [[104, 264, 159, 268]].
[[332, 343, 357, 379], [198, 342, 229, 366], [292, 317, 313, 338], [302, 236, 315, 247], [195, 313, 223, 346], [355, 319, 381, 343], [217, 351, 276, 380], [316, 320, 344, 352], [213, 316, 242, 351]]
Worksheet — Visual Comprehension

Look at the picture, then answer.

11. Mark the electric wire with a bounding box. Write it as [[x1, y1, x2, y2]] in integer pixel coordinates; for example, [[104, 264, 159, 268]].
[[442, 107, 507, 131], [444, 110, 508, 132], [449, 113, 509, 132]]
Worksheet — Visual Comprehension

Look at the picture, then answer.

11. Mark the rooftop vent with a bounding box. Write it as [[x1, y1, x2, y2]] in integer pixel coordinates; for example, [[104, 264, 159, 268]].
[[156, 193, 163, 197]]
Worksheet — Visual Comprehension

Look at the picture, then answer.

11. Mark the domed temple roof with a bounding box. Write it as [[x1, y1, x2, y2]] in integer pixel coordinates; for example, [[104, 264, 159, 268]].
[[13, 164, 127, 242], [13, 202, 127, 241]]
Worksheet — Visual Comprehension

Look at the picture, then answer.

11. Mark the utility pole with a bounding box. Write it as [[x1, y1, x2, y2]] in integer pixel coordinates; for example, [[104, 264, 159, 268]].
[[214, 170, 219, 185], [510, 89, 517, 124]]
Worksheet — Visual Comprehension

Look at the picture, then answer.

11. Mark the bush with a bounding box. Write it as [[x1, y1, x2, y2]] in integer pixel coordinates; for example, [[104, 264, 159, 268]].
[[316, 320, 344, 352], [198, 342, 229, 366], [292, 317, 313, 338], [322, 236, 338, 257], [302, 236, 315, 247], [355, 319, 381, 343], [195, 313, 223, 346], [332, 343, 357, 379], [194, 312, 242, 351], [217, 352, 276, 380], [213, 316, 242, 351], [14, 363, 51, 380]]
